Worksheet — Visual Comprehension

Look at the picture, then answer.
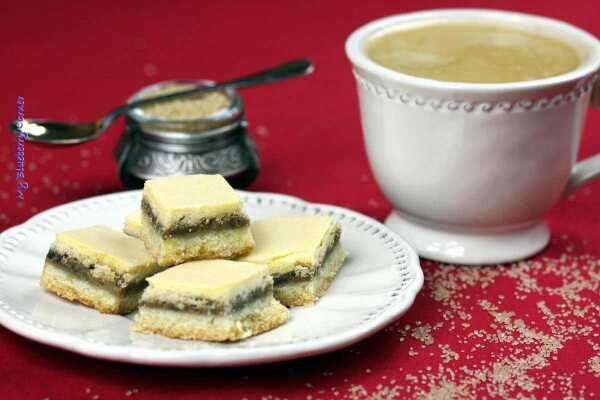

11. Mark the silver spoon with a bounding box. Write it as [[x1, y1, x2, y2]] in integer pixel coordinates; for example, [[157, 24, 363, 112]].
[[10, 59, 313, 145]]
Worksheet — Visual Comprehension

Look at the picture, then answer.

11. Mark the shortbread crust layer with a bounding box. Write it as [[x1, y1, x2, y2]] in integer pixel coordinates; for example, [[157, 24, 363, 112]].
[[133, 260, 289, 341], [274, 242, 347, 307], [41, 261, 145, 314], [40, 226, 162, 314], [140, 211, 254, 266], [270, 229, 341, 284], [133, 297, 289, 342], [274, 243, 347, 307]]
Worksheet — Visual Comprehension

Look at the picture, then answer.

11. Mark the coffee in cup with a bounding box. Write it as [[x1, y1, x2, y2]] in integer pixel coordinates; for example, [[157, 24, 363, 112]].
[[365, 23, 580, 83]]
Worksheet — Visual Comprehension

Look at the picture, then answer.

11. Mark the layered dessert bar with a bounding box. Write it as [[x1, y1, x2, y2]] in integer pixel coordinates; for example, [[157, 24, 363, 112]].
[[40, 225, 164, 314], [123, 209, 142, 238], [133, 260, 289, 341], [239, 216, 347, 307], [140, 174, 255, 266]]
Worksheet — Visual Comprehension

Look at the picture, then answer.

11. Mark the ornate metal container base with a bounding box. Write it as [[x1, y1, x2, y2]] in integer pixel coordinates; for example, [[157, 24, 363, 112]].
[[116, 135, 259, 189]]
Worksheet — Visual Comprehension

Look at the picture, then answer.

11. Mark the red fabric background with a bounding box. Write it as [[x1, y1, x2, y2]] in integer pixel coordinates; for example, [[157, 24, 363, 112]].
[[2, 1, 599, 399]]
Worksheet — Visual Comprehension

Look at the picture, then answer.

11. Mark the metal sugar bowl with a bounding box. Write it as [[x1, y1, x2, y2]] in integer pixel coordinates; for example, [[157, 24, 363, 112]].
[[114, 80, 259, 189]]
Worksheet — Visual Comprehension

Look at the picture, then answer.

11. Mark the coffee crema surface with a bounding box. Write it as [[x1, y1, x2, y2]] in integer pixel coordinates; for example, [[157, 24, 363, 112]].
[[365, 23, 580, 83]]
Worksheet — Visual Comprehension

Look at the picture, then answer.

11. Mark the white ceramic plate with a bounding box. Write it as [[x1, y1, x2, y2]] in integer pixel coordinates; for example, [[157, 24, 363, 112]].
[[0, 190, 423, 367]]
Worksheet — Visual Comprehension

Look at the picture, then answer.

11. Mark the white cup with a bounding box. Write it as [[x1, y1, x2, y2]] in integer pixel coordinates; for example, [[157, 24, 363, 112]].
[[346, 9, 600, 265]]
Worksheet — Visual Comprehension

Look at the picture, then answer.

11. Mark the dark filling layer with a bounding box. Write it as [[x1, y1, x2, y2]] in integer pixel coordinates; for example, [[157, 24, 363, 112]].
[[46, 249, 148, 295], [140, 284, 272, 315], [141, 198, 250, 239], [273, 229, 341, 284]]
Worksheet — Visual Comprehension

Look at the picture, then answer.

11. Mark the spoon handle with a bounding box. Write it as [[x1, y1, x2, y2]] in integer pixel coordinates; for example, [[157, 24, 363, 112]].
[[224, 59, 314, 89], [108, 59, 314, 119]]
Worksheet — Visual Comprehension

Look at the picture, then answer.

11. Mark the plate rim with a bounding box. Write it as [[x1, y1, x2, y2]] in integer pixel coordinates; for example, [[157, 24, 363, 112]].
[[0, 189, 423, 367]]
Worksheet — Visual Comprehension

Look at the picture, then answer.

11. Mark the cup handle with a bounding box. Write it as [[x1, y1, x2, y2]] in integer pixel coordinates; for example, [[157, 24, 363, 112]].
[[564, 77, 600, 194]]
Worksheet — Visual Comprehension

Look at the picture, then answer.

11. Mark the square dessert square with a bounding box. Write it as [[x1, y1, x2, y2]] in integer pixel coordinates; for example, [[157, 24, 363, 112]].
[[239, 216, 347, 307], [40, 225, 164, 314], [123, 209, 142, 238], [133, 259, 289, 341], [140, 174, 255, 266]]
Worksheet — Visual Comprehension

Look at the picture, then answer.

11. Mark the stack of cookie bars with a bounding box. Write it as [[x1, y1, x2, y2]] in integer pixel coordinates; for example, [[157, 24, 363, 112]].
[[41, 174, 347, 342]]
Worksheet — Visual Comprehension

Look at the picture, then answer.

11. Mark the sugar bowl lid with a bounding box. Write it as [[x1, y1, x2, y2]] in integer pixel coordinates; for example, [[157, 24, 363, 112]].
[[126, 80, 245, 144]]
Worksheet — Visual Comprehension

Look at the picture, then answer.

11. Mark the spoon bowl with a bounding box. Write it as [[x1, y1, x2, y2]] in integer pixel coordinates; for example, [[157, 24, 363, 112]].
[[11, 120, 100, 144]]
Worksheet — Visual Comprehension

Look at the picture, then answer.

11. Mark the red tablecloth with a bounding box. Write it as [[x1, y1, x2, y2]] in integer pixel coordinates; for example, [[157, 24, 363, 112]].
[[2, 1, 600, 399]]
